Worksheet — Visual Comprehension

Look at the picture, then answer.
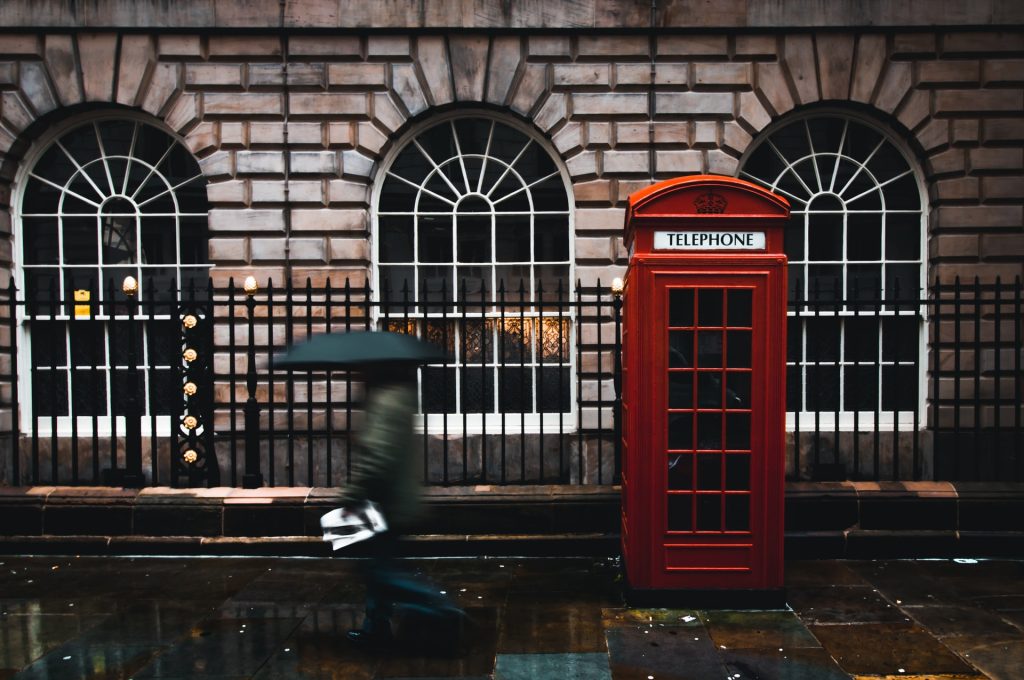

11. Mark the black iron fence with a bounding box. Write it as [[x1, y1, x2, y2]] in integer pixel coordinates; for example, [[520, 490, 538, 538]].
[[0, 276, 1020, 487]]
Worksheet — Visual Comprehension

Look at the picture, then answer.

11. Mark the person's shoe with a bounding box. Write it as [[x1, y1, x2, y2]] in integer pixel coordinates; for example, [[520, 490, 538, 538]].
[[346, 628, 392, 650]]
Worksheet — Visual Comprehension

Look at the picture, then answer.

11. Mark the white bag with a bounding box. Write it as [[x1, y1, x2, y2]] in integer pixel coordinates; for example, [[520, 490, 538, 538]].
[[320, 500, 389, 551]]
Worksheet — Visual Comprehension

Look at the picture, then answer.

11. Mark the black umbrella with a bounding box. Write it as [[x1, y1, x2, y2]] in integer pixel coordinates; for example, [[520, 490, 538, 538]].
[[273, 330, 445, 369]]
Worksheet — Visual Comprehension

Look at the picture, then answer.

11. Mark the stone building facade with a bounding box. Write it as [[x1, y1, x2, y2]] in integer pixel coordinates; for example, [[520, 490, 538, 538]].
[[0, 0, 1021, 487]]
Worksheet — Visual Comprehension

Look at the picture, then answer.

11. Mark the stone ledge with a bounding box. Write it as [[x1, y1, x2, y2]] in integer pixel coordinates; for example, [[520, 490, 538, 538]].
[[3, 483, 1024, 558]]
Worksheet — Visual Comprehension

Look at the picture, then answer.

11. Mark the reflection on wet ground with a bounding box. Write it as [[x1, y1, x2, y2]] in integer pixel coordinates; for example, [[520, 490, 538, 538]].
[[1, 556, 1022, 678]]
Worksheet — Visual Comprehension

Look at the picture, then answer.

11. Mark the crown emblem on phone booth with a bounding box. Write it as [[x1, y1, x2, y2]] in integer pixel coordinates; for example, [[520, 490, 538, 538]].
[[694, 190, 728, 214]]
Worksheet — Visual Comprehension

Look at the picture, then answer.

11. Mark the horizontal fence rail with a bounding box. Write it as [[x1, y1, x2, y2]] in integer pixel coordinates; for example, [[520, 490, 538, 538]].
[[0, 276, 1020, 487]]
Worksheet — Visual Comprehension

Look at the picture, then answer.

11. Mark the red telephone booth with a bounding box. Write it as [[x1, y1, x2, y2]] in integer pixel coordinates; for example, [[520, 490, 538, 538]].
[[620, 175, 789, 605]]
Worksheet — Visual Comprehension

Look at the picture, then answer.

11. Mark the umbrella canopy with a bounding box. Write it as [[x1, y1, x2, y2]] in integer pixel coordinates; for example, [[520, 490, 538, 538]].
[[273, 330, 445, 369]]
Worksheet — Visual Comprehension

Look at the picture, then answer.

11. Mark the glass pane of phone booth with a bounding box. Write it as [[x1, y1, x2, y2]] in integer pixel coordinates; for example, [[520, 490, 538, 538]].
[[667, 287, 754, 534]]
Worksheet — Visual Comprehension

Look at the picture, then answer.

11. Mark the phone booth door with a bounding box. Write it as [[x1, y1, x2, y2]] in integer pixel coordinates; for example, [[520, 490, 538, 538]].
[[620, 175, 789, 603], [651, 271, 774, 590]]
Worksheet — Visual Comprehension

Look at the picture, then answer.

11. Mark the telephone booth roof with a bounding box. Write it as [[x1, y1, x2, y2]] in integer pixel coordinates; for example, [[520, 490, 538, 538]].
[[625, 175, 790, 250]]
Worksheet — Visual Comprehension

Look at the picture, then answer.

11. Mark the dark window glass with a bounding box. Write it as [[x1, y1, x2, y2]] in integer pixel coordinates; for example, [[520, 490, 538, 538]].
[[725, 495, 750, 531], [698, 289, 723, 326], [725, 455, 750, 490], [697, 412, 722, 450], [667, 494, 693, 531], [669, 372, 693, 409], [670, 289, 694, 327], [696, 495, 721, 531], [669, 331, 692, 368], [697, 453, 721, 490], [668, 413, 693, 450], [727, 289, 752, 327], [668, 455, 694, 490]]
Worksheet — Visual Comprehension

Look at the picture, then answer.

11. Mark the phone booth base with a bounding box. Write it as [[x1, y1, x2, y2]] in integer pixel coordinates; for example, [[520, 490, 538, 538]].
[[620, 176, 789, 606]]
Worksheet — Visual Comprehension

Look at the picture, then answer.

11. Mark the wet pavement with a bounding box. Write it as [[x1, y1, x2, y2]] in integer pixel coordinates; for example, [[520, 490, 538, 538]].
[[1, 555, 1023, 679]]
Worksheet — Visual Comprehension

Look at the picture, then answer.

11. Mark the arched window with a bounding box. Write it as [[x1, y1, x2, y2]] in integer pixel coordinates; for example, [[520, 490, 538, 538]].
[[739, 112, 925, 425], [374, 114, 573, 421], [16, 116, 209, 425]]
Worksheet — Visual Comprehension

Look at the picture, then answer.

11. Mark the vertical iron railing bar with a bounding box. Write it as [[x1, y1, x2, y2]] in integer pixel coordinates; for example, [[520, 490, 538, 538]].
[[852, 278, 861, 479], [325, 279, 334, 487], [519, 278, 527, 483], [48, 283, 59, 484], [8, 281, 19, 485], [811, 277, 821, 474], [576, 281, 583, 485], [344, 278, 354, 485], [305, 278, 314, 487], [285, 279, 296, 487], [557, 278, 566, 480], [973, 276, 982, 480], [596, 280, 605, 485], [266, 280, 277, 487], [994, 277, 1002, 480], [460, 279, 468, 482], [872, 278, 881, 479], [228, 278, 238, 487], [481, 280, 489, 483], [928, 277, 939, 483], [613, 283, 623, 482], [89, 283, 101, 483], [1014, 276, 1022, 481], [892, 277, 902, 480], [499, 279, 507, 484], [70, 300, 80, 484], [108, 277, 120, 481], [537, 278, 545, 481], [832, 276, 841, 479], [953, 277, 962, 479], [439, 278, 450, 484], [1011, 274, 1019, 481], [792, 277, 801, 482]]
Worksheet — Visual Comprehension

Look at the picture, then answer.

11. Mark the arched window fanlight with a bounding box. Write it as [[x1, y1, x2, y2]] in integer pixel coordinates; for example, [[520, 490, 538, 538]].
[[740, 113, 925, 422], [374, 115, 573, 419]]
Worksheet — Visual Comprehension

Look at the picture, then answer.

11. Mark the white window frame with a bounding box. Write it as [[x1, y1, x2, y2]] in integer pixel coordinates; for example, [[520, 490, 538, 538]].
[[738, 110, 928, 431], [12, 112, 211, 435], [371, 111, 577, 433]]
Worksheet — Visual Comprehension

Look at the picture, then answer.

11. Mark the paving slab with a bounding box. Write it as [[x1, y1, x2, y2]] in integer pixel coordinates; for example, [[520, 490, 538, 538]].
[[0, 556, 1020, 678]]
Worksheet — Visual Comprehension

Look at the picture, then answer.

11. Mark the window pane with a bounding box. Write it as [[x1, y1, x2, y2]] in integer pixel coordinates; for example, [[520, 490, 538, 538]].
[[456, 213, 491, 263], [882, 365, 918, 411], [380, 215, 415, 263], [140, 216, 176, 265], [807, 211, 843, 261], [495, 215, 530, 262], [72, 366, 107, 416], [725, 495, 750, 531], [844, 318, 879, 362], [536, 318, 569, 362], [696, 331, 723, 368], [534, 214, 569, 261], [498, 366, 532, 412], [844, 365, 878, 411], [417, 214, 453, 263], [667, 494, 692, 531], [422, 367, 456, 413], [697, 412, 722, 450], [462, 319, 494, 364], [727, 289, 752, 327], [696, 495, 721, 531], [668, 454, 693, 490], [697, 289, 723, 326], [883, 317, 919, 362], [725, 454, 750, 490], [537, 367, 570, 412], [727, 331, 751, 368], [697, 372, 723, 408], [847, 213, 882, 261], [784, 212, 805, 261], [726, 372, 751, 409], [668, 413, 693, 450], [886, 213, 921, 261], [462, 367, 496, 413], [669, 372, 693, 409], [22, 217, 59, 264], [697, 453, 721, 490], [726, 412, 750, 450], [669, 330, 693, 368], [806, 317, 840, 362], [670, 289, 694, 327]]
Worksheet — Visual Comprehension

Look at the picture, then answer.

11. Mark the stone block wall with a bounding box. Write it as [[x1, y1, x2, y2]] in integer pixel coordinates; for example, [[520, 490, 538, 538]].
[[0, 16, 1020, 484], [0, 30, 1019, 285]]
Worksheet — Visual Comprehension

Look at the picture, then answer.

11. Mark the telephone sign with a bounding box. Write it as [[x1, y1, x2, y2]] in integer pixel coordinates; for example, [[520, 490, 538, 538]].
[[620, 175, 789, 605]]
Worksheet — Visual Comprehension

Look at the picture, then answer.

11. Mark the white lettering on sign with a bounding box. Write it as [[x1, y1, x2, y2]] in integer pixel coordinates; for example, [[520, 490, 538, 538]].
[[653, 231, 766, 251]]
